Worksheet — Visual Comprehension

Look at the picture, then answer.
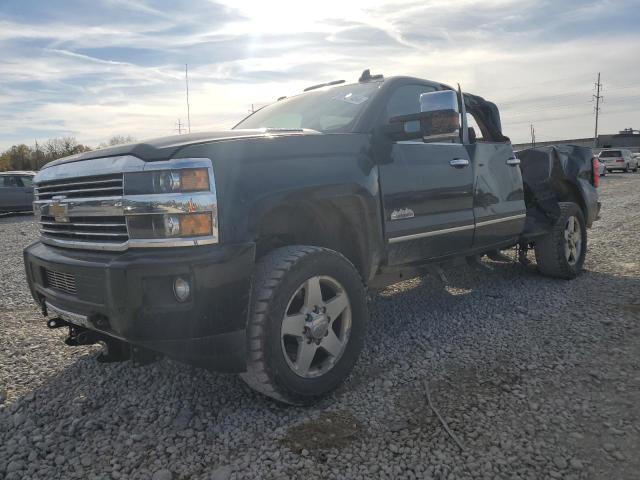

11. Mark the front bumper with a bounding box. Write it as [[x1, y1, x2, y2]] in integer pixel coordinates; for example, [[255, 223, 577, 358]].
[[24, 241, 256, 373]]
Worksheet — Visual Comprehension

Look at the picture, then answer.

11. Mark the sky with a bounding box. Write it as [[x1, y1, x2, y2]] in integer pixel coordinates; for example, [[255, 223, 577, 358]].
[[1, 0, 639, 150]]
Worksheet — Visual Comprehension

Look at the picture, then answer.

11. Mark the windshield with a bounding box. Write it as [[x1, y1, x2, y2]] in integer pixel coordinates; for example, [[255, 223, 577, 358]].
[[599, 150, 622, 157], [234, 83, 381, 133]]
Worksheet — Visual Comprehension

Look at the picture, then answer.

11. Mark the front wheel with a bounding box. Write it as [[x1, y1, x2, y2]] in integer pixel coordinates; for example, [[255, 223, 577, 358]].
[[534, 202, 587, 279], [241, 246, 368, 405]]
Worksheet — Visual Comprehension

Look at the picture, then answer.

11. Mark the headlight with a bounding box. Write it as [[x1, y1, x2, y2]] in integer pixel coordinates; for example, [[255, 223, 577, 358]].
[[127, 213, 213, 239], [124, 168, 209, 194]]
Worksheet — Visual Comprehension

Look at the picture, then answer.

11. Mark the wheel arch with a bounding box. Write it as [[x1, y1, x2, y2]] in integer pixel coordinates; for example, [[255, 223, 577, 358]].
[[252, 197, 379, 282], [552, 180, 588, 224]]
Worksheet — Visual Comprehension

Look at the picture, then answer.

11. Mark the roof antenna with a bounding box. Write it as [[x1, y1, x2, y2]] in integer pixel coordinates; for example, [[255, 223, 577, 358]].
[[359, 69, 384, 82]]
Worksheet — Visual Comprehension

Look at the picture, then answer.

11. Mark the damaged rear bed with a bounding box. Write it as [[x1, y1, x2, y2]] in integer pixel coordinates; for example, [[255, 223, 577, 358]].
[[517, 144, 600, 240]]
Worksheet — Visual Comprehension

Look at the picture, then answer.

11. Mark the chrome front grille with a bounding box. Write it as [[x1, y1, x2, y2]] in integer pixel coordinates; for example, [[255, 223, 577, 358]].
[[44, 269, 77, 295], [35, 172, 129, 248], [34, 173, 123, 200], [38, 215, 129, 243]]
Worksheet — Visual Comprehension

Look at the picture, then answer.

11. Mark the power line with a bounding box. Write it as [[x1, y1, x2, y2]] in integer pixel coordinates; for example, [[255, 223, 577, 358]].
[[499, 90, 592, 107], [505, 103, 638, 127], [185, 64, 191, 134]]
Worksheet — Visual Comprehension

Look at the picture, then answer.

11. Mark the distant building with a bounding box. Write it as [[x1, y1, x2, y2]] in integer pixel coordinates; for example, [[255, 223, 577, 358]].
[[513, 128, 640, 153]]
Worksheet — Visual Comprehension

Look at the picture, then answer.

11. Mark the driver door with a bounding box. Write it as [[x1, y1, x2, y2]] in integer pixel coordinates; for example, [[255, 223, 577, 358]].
[[378, 85, 475, 265]]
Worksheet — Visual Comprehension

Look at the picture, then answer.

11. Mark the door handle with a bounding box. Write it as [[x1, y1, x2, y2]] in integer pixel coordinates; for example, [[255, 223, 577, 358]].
[[449, 158, 469, 168], [506, 157, 521, 166]]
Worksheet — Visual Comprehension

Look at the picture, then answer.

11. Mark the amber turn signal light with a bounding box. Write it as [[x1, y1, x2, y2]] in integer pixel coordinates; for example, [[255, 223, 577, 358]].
[[178, 213, 212, 236], [180, 169, 209, 192]]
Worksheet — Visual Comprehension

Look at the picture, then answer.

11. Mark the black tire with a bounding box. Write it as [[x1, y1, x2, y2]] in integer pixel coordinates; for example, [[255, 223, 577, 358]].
[[534, 202, 587, 279], [241, 246, 368, 405]]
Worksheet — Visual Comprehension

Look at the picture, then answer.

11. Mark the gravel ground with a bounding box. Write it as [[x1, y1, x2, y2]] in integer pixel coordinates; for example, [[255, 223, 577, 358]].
[[1, 172, 639, 480]]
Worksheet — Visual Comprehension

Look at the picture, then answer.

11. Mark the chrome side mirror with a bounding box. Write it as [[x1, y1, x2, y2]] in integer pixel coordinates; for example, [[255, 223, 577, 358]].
[[417, 90, 461, 143]]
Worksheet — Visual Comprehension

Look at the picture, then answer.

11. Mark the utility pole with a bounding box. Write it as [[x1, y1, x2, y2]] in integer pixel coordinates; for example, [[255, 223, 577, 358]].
[[34, 140, 40, 170], [530, 124, 536, 148], [176, 119, 184, 135], [248, 104, 255, 114], [593, 72, 603, 148], [185, 64, 191, 133]]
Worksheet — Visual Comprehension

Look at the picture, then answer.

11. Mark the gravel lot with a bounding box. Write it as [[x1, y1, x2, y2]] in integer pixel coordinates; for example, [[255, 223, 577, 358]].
[[1, 173, 639, 480]]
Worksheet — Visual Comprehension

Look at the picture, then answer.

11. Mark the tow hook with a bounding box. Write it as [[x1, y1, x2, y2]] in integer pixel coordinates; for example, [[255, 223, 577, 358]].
[[46, 317, 68, 329], [64, 327, 100, 346]]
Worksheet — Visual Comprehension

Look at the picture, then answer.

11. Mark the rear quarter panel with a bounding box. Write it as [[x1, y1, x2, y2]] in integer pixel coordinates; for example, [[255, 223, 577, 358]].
[[517, 145, 599, 235]]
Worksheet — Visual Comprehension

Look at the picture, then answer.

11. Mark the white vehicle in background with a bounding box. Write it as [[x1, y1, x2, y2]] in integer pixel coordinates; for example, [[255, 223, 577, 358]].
[[598, 149, 638, 173]]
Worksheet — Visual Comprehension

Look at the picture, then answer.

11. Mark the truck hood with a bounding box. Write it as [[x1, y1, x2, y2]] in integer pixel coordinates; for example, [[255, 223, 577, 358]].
[[42, 129, 320, 169]]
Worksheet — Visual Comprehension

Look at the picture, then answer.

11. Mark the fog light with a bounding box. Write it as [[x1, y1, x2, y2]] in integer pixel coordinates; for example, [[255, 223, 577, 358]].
[[173, 277, 191, 302]]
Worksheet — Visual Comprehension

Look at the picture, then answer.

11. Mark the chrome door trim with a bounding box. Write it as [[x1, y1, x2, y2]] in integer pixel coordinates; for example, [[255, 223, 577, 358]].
[[388, 223, 475, 244], [388, 213, 527, 244], [475, 213, 526, 228]]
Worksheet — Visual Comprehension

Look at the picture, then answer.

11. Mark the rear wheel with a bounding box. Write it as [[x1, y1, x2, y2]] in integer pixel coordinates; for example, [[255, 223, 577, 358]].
[[534, 202, 586, 279], [241, 246, 368, 405]]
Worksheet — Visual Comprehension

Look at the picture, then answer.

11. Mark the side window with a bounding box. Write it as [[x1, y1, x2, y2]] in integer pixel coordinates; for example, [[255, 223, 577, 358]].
[[384, 84, 438, 121], [20, 176, 34, 187], [0, 176, 19, 187]]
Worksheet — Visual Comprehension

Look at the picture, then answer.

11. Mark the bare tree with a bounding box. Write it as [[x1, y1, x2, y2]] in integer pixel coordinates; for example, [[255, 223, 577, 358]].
[[98, 135, 136, 149]]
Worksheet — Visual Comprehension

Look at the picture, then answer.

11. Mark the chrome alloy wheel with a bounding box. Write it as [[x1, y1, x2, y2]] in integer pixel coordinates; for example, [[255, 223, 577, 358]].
[[564, 216, 582, 266], [280, 275, 352, 378]]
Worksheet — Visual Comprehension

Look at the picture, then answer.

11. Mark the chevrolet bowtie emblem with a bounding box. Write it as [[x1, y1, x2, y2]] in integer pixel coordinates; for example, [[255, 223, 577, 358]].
[[50, 197, 70, 223]]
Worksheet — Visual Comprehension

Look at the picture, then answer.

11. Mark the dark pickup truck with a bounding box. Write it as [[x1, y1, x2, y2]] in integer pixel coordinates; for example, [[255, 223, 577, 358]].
[[24, 71, 600, 404]]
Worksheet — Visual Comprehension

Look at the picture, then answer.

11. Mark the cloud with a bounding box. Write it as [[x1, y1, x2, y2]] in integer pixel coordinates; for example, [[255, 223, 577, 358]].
[[0, 0, 639, 149]]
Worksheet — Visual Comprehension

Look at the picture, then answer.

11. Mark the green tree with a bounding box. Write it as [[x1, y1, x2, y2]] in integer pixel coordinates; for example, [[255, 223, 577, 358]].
[[7, 144, 32, 170], [0, 136, 92, 171]]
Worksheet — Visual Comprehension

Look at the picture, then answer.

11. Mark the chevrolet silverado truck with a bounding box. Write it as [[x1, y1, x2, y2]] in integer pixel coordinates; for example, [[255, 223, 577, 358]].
[[24, 70, 600, 404]]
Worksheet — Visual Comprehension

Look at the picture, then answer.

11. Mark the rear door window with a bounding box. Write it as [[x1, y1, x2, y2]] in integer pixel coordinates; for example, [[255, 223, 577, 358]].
[[599, 150, 622, 157]]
